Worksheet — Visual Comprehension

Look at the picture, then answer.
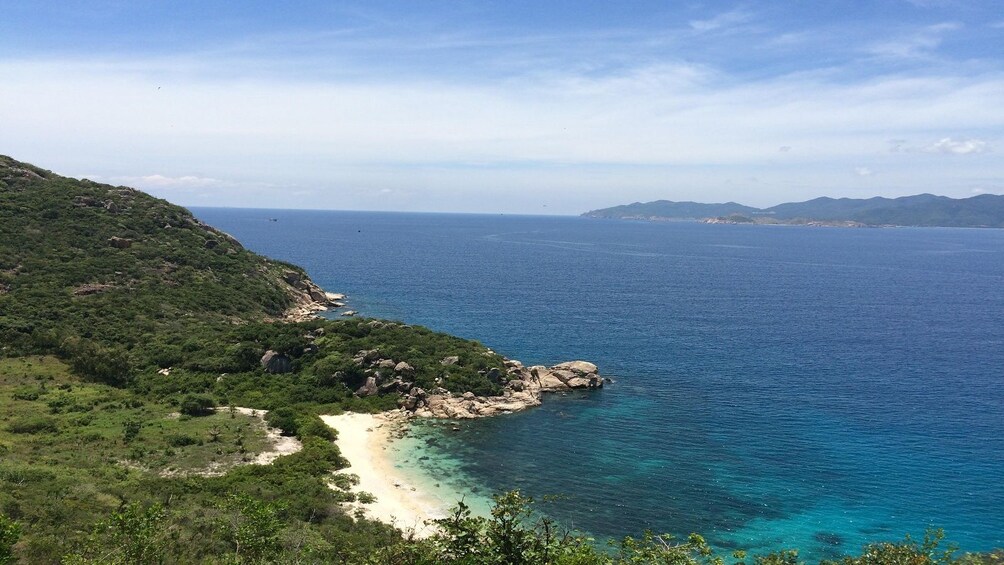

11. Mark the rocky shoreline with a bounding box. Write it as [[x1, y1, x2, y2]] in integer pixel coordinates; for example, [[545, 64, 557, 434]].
[[350, 347, 604, 419], [279, 268, 349, 322], [277, 274, 605, 418]]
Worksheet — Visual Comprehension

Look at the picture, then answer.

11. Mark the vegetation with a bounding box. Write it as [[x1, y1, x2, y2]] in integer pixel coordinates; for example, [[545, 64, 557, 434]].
[[583, 193, 1004, 227], [0, 155, 998, 562]]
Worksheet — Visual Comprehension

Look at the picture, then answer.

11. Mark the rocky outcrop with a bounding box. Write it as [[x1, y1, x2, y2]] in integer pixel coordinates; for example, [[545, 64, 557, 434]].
[[279, 268, 349, 322], [108, 236, 132, 249], [407, 359, 603, 419], [344, 346, 603, 419], [260, 350, 293, 374]]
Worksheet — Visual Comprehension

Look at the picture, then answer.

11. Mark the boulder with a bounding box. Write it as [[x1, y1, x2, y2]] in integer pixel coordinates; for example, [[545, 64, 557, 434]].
[[552, 361, 598, 375], [260, 350, 292, 374], [356, 376, 378, 397], [394, 361, 415, 375], [108, 236, 132, 249], [441, 355, 459, 366], [377, 359, 397, 369], [309, 288, 328, 302]]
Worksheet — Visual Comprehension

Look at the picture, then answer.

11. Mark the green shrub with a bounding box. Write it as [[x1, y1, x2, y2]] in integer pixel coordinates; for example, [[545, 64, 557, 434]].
[[179, 394, 215, 416], [265, 407, 298, 437], [6, 417, 58, 434]]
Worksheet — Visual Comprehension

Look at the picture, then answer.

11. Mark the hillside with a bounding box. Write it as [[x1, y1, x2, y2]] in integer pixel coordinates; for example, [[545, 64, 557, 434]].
[[583, 193, 1004, 227], [0, 156, 512, 562]]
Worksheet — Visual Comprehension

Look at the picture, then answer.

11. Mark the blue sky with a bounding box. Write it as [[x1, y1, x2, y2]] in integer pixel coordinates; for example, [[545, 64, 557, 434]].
[[1, 1, 1002, 213]]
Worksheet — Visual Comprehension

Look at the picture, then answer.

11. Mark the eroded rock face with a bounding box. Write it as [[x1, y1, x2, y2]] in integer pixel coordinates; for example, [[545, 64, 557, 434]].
[[260, 350, 293, 374]]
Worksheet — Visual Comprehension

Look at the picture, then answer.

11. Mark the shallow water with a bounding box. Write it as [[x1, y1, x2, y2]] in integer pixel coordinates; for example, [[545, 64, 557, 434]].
[[195, 208, 1004, 561]]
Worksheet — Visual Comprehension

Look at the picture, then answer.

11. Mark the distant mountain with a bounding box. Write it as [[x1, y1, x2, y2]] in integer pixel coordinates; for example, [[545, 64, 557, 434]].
[[583, 193, 1004, 228], [582, 200, 758, 220]]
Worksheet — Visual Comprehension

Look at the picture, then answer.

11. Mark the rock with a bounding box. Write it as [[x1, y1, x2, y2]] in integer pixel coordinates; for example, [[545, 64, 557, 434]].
[[441, 355, 459, 366], [462, 392, 476, 400], [282, 270, 302, 285], [377, 359, 397, 369], [394, 361, 415, 375], [353, 349, 380, 365], [157, 368, 171, 376], [552, 360, 598, 375], [108, 236, 132, 249], [566, 377, 590, 388], [203, 239, 218, 249], [356, 376, 378, 397], [260, 350, 292, 374], [509, 380, 525, 392], [309, 288, 328, 302], [341, 310, 357, 317], [378, 378, 402, 394], [325, 292, 345, 301], [487, 367, 501, 381]]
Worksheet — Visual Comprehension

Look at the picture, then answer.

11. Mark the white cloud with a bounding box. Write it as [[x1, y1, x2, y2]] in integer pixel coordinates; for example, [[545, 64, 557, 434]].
[[854, 167, 875, 177], [2, 55, 1003, 212], [924, 137, 990, 154], [121, 174, 224, 188], [868, 22, 961, 59], [689, 9, 752, 33]]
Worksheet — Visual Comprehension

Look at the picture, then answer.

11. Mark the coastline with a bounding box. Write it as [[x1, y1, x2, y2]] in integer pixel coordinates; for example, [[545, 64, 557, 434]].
[[320, 412, 459, 538]]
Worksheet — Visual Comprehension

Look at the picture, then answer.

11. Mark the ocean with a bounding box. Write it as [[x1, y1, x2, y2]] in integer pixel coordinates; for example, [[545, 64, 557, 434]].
[[193, 208, 1004, 561]]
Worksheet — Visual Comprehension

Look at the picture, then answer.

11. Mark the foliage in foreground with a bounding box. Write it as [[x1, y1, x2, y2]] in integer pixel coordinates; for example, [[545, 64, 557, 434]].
[[366, 492, 994, 565]]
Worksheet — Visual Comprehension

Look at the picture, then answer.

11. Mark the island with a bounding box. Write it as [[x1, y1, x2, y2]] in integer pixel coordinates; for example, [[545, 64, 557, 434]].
[[583, 193, 1004, 228]]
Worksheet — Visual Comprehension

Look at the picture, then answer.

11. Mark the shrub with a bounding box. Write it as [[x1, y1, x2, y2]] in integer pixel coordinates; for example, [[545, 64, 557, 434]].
[[6, 417, 58, 434], [265, 407, 298, 437], [179, 394, 216, 417]]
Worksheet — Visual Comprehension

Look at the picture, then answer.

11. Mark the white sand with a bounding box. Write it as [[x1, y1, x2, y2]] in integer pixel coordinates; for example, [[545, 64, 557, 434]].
[[320, 412, 453, 538]]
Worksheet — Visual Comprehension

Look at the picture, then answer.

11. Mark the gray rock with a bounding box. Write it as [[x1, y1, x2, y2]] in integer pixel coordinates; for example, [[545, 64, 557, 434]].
[[356, 376, 378, 397], [394, 361, 415, 375], [260, 350, 292, 374], [108, 236, 132, 249], [441, 355, 459, 366]]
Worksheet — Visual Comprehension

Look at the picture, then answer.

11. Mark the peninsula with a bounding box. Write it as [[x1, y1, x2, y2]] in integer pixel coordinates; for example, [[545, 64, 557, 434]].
[[583, 193, 1004, 228]]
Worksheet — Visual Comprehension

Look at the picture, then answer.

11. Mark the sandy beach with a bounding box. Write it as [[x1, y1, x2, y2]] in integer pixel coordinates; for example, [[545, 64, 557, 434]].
[[320, 412, 454, 538]]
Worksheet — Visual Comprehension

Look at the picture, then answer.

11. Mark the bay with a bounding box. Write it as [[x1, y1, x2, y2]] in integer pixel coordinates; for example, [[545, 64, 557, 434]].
[[193, 208, 1004, 561]]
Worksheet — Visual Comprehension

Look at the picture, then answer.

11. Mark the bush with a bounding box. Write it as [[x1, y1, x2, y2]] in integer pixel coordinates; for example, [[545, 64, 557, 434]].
[[166, 434, 199, 447], [265, 407, 298, 437], [6, 417, 58, 434], [179, 394, 216, 417]]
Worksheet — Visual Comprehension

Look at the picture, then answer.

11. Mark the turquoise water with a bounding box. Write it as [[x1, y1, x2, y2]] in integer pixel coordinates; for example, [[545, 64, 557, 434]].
[[194, 209, 1004, 561]]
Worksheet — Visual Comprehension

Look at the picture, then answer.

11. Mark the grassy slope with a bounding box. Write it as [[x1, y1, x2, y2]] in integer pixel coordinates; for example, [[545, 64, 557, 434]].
[[0, 156, 505, 562]]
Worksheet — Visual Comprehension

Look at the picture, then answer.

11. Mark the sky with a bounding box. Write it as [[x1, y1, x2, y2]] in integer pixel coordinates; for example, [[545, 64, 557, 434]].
[[1, 1, 1002, 214]]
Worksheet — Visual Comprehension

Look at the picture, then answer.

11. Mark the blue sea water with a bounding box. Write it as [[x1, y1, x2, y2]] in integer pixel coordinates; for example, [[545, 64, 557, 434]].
[[194, 208, 1004, 561]]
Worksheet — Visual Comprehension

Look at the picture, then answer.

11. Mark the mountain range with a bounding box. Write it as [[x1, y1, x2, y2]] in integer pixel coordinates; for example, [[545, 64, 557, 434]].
[[583, 193, 1004, 228]]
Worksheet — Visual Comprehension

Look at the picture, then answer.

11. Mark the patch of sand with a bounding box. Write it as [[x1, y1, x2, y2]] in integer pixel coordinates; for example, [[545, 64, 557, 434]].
[[320, 412, 453, 538]]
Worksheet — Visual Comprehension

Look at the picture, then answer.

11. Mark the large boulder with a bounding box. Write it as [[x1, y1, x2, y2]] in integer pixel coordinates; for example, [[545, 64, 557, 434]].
[[552, 361, 598, 375], [260, 350, 292, 374], [356, 376, 378, 397]]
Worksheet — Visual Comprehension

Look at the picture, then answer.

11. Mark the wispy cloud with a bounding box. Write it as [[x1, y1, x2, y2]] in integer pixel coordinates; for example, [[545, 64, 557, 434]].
[[116, 174, 225, 188], [854, 167, 875, 177], [689, 9, 753, 33], [924, 137, 990, 154], [868, 22, 961, 59]]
